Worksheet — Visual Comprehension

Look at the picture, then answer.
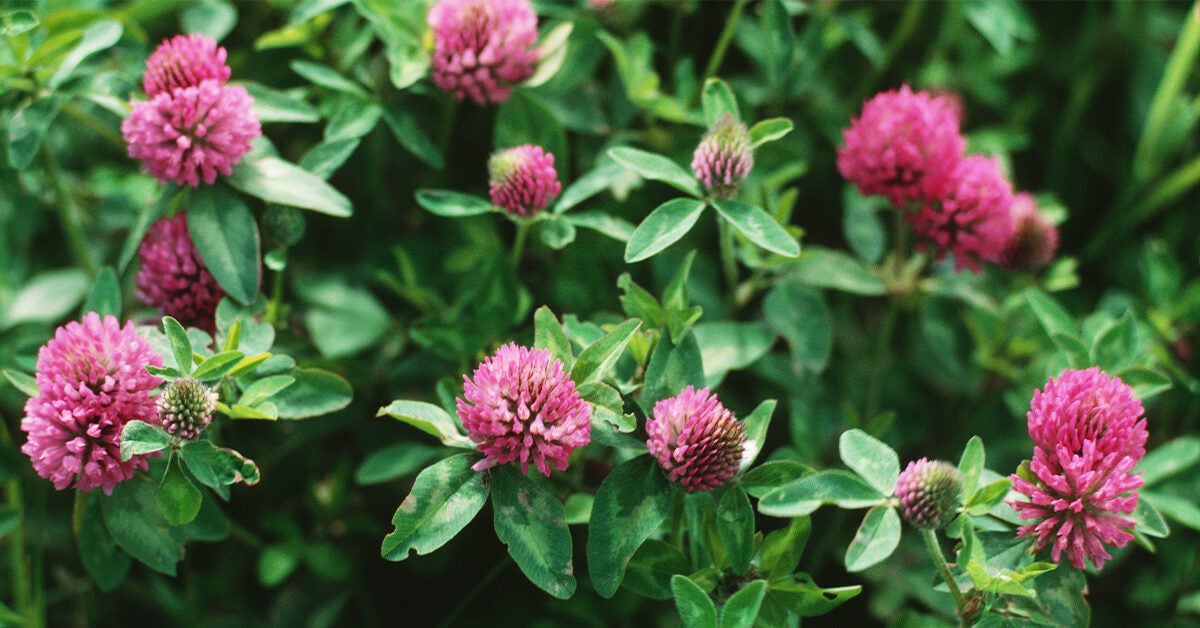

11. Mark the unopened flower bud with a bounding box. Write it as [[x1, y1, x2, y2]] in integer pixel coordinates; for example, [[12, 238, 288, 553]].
[[691, 114, 753, 199], [895, 458, 963, 529], [157, 378, 218, 440]]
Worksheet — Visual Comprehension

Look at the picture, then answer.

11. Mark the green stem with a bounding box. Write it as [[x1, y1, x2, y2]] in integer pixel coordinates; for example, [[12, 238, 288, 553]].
[[1, 417, 43, 628], [510, 219, 532, 268], [1132, 0, 1200, 184], [40, 148, 96, 276], [863, 299, 898, 423], [700, 0, 749, 86], [436, 556, 511, 628], [718, 216, 738, 296], [265, 264, 286, 327], [921, 528, 967, 616]]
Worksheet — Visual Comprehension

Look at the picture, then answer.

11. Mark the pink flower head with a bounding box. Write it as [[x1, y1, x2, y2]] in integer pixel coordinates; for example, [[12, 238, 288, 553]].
[[1000, 193, 1059, 270], [427, 0, 539, 105], [1008, 367, 1149, 570], [20, 313, 163, 494], [908, 154, 1015, 273], [646, 386, 745, 493], [122, 80, 261, 187], [488, 144, 561, 216], [143, 33, 231, 97], [837, 85, 966, 208], [457, 343, 591, 476], [692, 114, 754, 199], [895, 458, 963, 529], [136, 212, 224, 333]]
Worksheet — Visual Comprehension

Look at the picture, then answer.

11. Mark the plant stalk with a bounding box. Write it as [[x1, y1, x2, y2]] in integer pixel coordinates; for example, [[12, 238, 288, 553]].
[[701, 0, 749, 84], [2, 416, 44, 628], [40, 148, 96, 277], [921, 528, 967, 619], [510, 219, 532, 268], [718, 216, 738, 295]]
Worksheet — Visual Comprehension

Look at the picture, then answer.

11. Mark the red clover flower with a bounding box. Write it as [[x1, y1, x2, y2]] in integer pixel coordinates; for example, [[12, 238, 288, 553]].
[[691, 114, 754, 199], [488, 145, 561, 216], [135, 212, 224, 333], [837, 85, 966, 208], [20, 313, 163, 494], [143, 33, 231, 97], [646, 386, 745, 493], [457, 343, 591, 476], [895, 458, 963, 530], [427, 0, 539, 105], [999, 192, 1059, 271], [908, 154, 1015, 273], [1008, 367, 1148, 570]]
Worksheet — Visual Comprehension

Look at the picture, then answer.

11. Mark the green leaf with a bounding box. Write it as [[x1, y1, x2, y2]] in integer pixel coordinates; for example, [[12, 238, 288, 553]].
[[524, 21, 573, 87], [1091, 312, 1140, 372], [739, 461, 810, 499], [4, 369, 39, 398], [158, 455, 202, 526], [642, 330, 706, 410], [570, 318, 641, 385], [238, 375, 294, 407], [566, 211, 636, 241], [272, 367, 353, 419], [101, 477, 185, 576], [491, 466, 576, 599], [289, 59, 368, 96], [244, 82, 320, 123], [414, 189, 493, 217], [1049, 330, 1091, 369], [759, 516, 811, 580], [842, 186, 887, 264], [538, 215, 576, 249], [378, 400, 474, 448], [182, 1, 237, 41], [608, 147, 702, 197], [189, 185, 262, 305], [495, 91, 568, 171], [534, 306, 573, 368], [354, 442, 441, 485], [258, 545, 300, 587], [711, 200, 799, 257], [965, 479, 1010, 516], [1143, 491, 1200, 531], [3, 268, 89, 329], [301, 279, 390, 358], [119, 420, 173, 461], [118, 186, 176, 273], [180, 440, 260, 488], [788, 247, 885, 295], [622, 539, 690, 600], [693, 322, 775, 388], [381, 453, 489, 561], [163, 316, 194, 375], [958, 436, 985, 497], [769, 574, 861, 617], [299, 138, 361, 179], [758, 470, 885, 518], [0, 10, 38, 36], [1139, 436, 1200, 486], [763, 280, 832, 372], [227, 155, 353, 217], [554, 161, 626, 214], [748, 117, 794, 148], [48, 19, 122, 89], [1025, 288, 1076, 339], [6, 95, 61, 170], [720, 580, 767, 628], [739, 399, 776, 470], [625, 198, 707, 263], [588, 456, 673, 598], [76, 492, 131, 591], [961, 0, 1035, 56], [1117, 367, 1172, 400], [701, 78, 740, 127], [844, 505, 901, 572], [671, 575, 718, 628], [382, 105, 443, 169], [191, 351, 246, 382], [324, 98, 382, 142], [717, 487, 755, 575], [82, 267, 121, 319], [1130, 497, 1169, 538], [838, 429, 901, 497]]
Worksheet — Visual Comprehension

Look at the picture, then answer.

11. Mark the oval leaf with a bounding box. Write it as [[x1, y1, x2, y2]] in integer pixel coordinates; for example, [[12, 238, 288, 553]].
[[377, 399, 474, 448], [711, 200, 800, 257], [608, 147, 702, 198], [414, 189, 493, 217], [844, 505, 901, 572], [625, 198, 707, 263], [588, 456, 673, 598], [491, 466, 576, 599], [189, 186, 262, 305], [838, 429, 901, 497], [671, 575, 718, 628], [227, 155, 353, 217], [381, 453, 489, 561], [758, 470, 884, 518]]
